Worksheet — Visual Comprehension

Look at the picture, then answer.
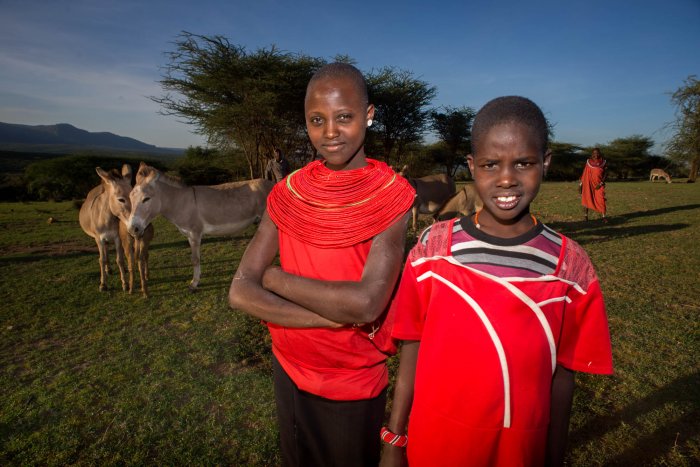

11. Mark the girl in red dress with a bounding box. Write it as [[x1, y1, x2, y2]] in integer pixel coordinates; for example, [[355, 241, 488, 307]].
[[229, 63, 415, 467]]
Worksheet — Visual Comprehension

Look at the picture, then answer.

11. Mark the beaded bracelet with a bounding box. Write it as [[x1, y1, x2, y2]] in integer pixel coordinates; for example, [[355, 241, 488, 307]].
[[380, 426, 408, 447]]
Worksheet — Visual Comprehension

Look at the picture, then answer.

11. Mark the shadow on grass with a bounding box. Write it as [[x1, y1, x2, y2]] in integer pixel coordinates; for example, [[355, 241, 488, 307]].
[[146, 257, 235, 272], [149, 280, 232, 297], [548, 203, 700, 245], [558, 223, 691, 245], [147, 233, 254, 252], [0, 233, 251, 265], [570, 371, 699, 464]]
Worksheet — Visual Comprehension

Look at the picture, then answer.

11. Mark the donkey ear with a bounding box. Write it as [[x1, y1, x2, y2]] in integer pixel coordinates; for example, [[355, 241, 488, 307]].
[[122, 164, 133, 178], [136, 163, 153, 183], [96, 167, 111, 183]]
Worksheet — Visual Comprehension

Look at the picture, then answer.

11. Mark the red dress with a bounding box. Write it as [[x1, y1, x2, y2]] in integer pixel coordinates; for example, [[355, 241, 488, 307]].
[[266, 159, 415, 401], [580, 158, 607, 214], [391, 220, 613, 466], [269, 234, 391, 400]]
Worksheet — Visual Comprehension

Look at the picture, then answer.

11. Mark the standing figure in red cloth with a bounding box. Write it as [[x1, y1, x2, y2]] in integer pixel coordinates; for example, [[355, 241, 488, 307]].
[[579, 147, 607, 222], [380, 96, 613, 467], [229, 62, 415, 467]]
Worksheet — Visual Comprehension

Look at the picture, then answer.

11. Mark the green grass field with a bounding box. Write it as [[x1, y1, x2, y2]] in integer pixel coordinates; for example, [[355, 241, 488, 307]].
[[1, 181, 698, 465]]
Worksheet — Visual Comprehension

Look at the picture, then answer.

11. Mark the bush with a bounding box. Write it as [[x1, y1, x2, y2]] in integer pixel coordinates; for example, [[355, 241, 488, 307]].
[[0, 173, 28, 201], [23, 155, 169, 201], [172, 147, 249, 185]]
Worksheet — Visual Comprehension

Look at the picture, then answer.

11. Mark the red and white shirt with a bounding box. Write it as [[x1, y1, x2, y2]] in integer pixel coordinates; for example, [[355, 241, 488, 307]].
[[391, 217, 613, 466]]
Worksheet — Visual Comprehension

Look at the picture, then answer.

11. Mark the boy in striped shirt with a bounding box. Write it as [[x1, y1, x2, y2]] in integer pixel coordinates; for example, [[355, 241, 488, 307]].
[[380, 96, 613, 467]]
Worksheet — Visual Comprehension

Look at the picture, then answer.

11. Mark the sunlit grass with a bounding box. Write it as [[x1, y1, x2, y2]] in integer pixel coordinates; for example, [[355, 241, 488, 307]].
[[1, 180, 699, 465]]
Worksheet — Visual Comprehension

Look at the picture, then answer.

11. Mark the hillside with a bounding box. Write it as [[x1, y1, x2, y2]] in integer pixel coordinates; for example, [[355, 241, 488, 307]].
[[0, 122, 184, 155]]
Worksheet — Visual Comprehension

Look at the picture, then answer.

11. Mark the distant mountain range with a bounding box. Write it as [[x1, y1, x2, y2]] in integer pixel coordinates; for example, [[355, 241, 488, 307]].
[[0, 122, 183, 155]]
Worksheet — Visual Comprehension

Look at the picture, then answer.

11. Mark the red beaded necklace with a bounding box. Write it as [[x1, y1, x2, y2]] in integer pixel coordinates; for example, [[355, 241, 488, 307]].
[[267, 159, 415, 248]]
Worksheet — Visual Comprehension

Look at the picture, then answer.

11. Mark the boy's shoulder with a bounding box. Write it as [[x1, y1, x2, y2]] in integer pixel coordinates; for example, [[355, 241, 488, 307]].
[[555, 233, 600, 290], [409, 219, 456, 262]]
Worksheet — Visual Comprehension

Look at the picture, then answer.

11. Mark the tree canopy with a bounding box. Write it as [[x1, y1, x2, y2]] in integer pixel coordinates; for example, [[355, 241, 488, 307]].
[[365, 67, 436, 165], [144, 31, 670, 184], [152, 32, 323, 178], [151, 33, 439, 177], [599, 136, 654, 179], [666, 75, 700, 181], [429, 106, 476, 177]]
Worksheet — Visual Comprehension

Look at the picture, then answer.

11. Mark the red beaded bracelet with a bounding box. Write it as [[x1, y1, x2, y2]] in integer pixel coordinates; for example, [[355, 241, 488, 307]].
[[380, 426, 408, 447]]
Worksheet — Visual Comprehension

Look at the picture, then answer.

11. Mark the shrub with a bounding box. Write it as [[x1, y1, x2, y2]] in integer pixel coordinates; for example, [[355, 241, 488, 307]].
[[23, 155, 169, 201]]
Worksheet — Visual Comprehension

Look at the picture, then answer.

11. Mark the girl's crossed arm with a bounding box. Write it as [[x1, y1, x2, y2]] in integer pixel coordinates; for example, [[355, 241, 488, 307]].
[[261, 212, 410, 325], [228, 212, 341, 328]]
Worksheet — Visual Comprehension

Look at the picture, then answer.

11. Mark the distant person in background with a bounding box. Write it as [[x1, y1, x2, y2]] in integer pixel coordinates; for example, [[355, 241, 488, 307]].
[[579, 147, 607, 222], [265, 148, 291, 183]]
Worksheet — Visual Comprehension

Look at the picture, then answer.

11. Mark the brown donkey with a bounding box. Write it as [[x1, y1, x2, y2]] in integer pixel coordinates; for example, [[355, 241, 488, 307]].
[[79, 165, 131, 291], [433, 183, 483, 222], [398, 165, 456, 230], [80, 165, 154, 295], [127, 162, 273, 291], [97, 164, 154, 297], [119, 221, 154, 297]]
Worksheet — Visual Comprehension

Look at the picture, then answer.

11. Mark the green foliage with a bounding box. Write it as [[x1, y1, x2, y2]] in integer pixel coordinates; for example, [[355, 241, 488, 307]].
[[153, 32, 323, 179], [666, 75, 700, 181], [22, 155, 169, 201], [365, 67, 437, 164], [0, 173, 27, 201], [547, 142, 587, 181], [172, 146, 249, 185], [0, 150, 69, 174], [429, 106, 476, 176], [598, 135, 654, 179], [154, 34, 439, 175], [422, 142, 454, 176]]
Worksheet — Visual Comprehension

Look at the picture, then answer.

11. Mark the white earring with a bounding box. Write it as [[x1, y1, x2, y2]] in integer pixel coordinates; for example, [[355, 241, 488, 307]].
[[367, 119, 373, 127]]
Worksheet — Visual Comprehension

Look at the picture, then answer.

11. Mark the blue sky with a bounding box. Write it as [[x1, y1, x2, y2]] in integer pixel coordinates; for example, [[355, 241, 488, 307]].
[[1, 0, 698, 152]]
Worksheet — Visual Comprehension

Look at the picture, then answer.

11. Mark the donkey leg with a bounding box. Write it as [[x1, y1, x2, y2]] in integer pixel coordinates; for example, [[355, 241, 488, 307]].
[[136, 239, 149, 298], [144, 246, 149, 281], [96, 239, 108, 291], [114, 237, 128, 292], [187, 234, 202, 291], [123, 234, 135, 294]]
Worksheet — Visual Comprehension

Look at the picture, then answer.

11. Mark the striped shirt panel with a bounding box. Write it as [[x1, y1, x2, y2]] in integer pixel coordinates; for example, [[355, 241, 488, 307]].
[[420, 218, 563, 278]]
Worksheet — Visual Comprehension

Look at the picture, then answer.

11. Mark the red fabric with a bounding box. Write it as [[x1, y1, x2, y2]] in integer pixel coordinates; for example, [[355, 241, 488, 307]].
[[267, 158, 415, 248], [580, 158, 606, 214], [269, 234, 390, 400], [266, 159, 415, 401], [391, 221, 613, 466]]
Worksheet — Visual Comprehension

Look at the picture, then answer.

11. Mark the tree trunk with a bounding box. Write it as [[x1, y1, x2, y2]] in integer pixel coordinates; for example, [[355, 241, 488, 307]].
[[689, 156, 699, 182]]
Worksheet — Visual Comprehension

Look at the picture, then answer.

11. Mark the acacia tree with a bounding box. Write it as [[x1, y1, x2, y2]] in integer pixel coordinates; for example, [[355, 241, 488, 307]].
[[546, 142, 585, 181], [366, 67, 436, 165], [666, 75, 700, 182], [151, 32, 323, 178], [429, 106, 476, 177], [599, 135, 655, 179]]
